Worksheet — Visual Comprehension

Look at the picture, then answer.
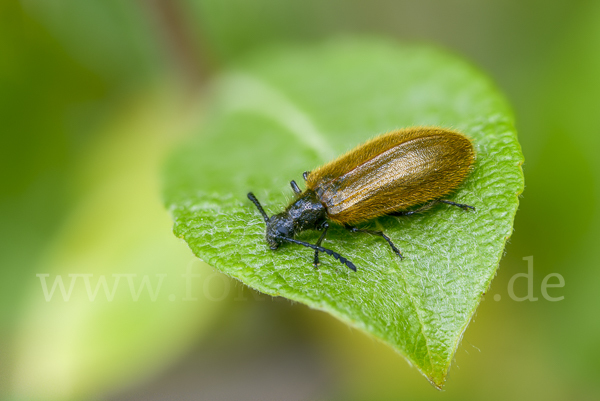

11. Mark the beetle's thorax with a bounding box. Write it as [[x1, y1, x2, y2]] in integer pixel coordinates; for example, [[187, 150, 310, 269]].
[[265, 190, 327, 249]]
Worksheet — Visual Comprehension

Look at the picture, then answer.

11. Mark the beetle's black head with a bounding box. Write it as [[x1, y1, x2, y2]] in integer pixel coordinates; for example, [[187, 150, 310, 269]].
[[248, 190, 327, 249], [265, 212, 295, 249], [247, 191, 356, 271]]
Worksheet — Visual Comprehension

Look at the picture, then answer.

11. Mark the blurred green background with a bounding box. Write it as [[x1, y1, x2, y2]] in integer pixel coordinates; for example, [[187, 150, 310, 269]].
[[1, 0, 598, 400]]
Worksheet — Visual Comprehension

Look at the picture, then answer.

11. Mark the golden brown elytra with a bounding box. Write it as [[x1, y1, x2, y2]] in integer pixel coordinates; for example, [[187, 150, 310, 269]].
[[248, 127, 476, 271]]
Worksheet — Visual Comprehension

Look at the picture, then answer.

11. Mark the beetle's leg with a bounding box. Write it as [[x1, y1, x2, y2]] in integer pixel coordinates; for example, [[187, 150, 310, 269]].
[[388, 201, 438, 217], [302, 171, 311, 181], [438, 199, 476, 212], [389, 209, 422, 217], [290, 180, 302, 194], [347, 226, 403, 260], [313, 222, 329, 267], [389, 199, 475, 217]]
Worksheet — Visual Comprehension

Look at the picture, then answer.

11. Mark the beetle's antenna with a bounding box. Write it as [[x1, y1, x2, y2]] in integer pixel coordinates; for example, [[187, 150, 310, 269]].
[[247, 193, 270, 223], [280, 237, 357, 272], [290, 180, 301, 194]]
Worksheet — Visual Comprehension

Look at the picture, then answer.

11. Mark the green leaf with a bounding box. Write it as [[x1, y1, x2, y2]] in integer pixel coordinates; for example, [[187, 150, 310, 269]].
[[164, 38, 524, 388]]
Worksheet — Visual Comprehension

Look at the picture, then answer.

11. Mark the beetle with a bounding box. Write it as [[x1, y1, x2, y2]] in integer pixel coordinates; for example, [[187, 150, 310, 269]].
[[247, 127, 476, 271]]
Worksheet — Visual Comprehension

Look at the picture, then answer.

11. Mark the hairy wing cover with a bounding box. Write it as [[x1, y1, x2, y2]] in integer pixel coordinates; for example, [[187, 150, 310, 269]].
[[307, 128, 474, 224]]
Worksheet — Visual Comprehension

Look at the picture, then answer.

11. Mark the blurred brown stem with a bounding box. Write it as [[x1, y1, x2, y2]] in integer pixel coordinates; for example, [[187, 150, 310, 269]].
[[143, 0, 212, 92]]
